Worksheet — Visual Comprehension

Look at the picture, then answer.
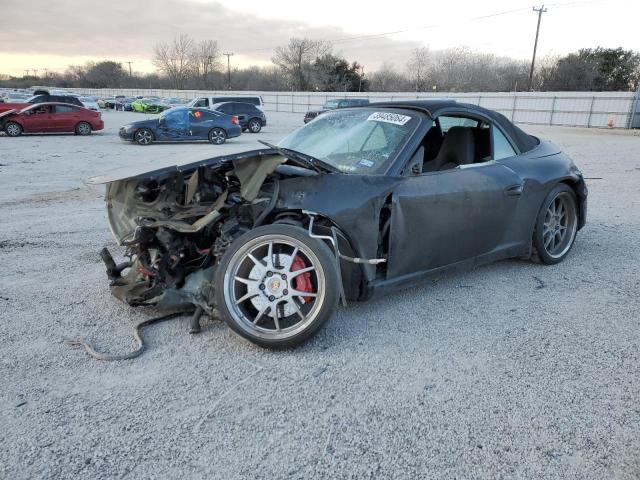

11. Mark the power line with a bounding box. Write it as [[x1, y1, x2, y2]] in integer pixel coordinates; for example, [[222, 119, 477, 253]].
[[529, 5, 548, 90], [234, 0, 598, 55]]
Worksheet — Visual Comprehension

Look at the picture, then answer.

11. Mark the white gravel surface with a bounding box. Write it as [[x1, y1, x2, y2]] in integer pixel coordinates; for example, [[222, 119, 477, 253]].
[[0, 110, 639, 479]]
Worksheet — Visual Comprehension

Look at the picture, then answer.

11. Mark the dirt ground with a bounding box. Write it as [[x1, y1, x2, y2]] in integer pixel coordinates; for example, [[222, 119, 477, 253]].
[[0, 110, 639, 479]]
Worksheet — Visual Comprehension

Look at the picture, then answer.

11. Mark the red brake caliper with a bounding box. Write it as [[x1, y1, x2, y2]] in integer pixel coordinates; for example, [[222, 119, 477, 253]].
[[291, 255, 313, 303]]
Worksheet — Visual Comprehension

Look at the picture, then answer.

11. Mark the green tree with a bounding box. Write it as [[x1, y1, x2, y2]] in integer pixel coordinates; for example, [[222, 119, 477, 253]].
[[84, 61, 127, 88], [313, 54, 366, 92], [578, 47, 640, 91]]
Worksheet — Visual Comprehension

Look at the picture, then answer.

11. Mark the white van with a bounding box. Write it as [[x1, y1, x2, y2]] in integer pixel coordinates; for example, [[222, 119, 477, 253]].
[[188, 95, 264, 109]]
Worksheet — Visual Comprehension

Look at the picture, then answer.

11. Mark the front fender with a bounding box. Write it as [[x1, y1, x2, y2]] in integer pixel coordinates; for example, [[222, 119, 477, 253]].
[[276, 174, 402, 285]]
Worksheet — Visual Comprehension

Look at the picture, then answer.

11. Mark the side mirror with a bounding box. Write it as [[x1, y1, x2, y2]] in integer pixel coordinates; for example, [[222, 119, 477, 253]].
[[158, 118, 164, 126]]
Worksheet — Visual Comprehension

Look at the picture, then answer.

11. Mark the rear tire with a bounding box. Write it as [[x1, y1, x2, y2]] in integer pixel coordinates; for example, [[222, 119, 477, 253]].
[[4, 121, 22, 137], [75, 121, 92, 136], [532, 183, 578, 265], [214, 224, 339, 348], [248, 118, 262, 133], [209, 128, 226, 144]]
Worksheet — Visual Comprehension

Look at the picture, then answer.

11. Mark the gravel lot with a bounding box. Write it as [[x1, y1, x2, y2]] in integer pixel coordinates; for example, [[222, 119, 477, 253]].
[[0, 110, 639, 479]]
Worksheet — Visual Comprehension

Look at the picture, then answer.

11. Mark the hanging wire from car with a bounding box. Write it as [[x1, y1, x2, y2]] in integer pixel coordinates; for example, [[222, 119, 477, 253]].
[[64, 309, 195, 361], [304, 211, 386, 307]]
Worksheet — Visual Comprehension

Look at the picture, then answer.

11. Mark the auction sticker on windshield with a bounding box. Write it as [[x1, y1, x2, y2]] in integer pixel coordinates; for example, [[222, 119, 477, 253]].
[[358, 159, 375, 168], [367, 111, 412, 125]]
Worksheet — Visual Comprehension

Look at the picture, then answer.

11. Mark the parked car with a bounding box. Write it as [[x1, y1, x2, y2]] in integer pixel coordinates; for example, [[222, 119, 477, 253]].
[[79, 96, 100, 111], [0, 94, 83, 113], [3, 92, 31, 103], [163, 97, 187, 107], [210, 102, 266, 133], [28, 94, 84, 106], [91, 99, 587, 348], [118, 106, 241, 145], [0, 102, 104, 136], [104, 95, 128, 110], [188, 95, 264, 108], [131, 98, 170, 114], [304, 98, 370, 123]]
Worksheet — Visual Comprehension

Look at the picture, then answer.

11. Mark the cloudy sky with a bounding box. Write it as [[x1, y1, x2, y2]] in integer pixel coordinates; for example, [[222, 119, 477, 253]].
[[1, 0, 638, 76]]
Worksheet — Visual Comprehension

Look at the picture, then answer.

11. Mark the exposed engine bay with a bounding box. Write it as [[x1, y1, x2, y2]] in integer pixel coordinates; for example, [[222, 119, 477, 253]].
[[100, 153, 304, 313]]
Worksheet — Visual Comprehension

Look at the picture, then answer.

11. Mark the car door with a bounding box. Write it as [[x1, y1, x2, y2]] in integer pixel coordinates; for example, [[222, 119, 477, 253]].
[[217, 103, 234, 115], [233, 104, 249, 126], [21, 105, 54, 132], [188, 110, 217, 138], [386, 117, 524, 278], [50, 105, 79, 132], [157, 109, 190, 140]]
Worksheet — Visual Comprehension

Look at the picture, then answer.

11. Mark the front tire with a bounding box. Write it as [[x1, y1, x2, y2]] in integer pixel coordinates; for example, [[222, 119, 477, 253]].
[[248, 118, 262, 133], [209, 128, 226, 144], [134, 128, 154, 145], [4, 121, 22, 137], [75, 121, 92, 136], [214, 224, 339, 348], [532, 183, 578, 264]]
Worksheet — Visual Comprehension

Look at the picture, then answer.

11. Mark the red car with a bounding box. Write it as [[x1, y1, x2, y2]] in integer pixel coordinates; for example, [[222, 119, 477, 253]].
[[0, 102, 104, 136]]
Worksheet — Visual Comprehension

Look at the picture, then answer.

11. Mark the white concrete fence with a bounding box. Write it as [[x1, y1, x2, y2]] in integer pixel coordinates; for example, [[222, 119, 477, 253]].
[[68, 88, 640, 129]]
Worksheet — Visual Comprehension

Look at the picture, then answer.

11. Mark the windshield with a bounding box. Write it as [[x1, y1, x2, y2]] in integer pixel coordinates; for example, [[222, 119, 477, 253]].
[[323, 100, 340, 109], [278, 108, 420, 174]]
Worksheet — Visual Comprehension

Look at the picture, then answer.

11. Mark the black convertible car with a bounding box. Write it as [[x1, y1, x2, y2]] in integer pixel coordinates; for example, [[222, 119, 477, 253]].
[[90, 100, 587, 348], [118, 106, 242, 145]]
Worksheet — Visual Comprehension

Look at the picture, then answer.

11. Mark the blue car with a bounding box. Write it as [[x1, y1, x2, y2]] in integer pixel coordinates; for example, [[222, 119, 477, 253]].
[[118, 107, 242, 145]]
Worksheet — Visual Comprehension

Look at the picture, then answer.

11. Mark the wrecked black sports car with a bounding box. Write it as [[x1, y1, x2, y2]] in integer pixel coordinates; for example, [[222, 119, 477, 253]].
[[89, 100, 587, 348]]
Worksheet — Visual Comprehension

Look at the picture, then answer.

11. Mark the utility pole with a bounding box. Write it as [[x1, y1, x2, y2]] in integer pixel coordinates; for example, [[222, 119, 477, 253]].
[[223, 52, 234, 90], [125, 61, 133, 78], [358, 65, 365, 92], [528, 5, 547, 91], [204, 55, 214, 88]]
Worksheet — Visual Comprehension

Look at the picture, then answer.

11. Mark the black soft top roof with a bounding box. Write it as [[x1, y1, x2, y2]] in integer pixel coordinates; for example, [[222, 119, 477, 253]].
[[366, 100, 539, 153]]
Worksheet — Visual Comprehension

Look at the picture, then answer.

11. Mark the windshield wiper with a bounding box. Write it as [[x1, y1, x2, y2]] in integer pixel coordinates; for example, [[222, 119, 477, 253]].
[[259, 140, 339, 174]]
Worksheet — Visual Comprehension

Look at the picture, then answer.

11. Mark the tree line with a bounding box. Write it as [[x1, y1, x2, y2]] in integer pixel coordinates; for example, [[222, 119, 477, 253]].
[[2, 34, 639, 93]]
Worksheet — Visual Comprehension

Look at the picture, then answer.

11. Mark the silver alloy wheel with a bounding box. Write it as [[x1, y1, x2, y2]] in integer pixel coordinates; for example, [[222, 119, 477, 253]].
[[210, 128, 226, 144], [76, 122, 91, 135], [135, 129, 153, 145], [542, 191, 577, 259], [5, 122, 21, 136], [249, 119, 261, 133], [222, 235, 325, 341]]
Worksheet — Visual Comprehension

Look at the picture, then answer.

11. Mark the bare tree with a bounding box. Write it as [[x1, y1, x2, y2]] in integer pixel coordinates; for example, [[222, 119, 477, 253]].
[[406, 47, 431, 91], [65, 64, 87, 85], [153, 34, 196, 89], [272, 38, 331, 90], [368, 62, 410, 92], [191, 40, 222, 88]]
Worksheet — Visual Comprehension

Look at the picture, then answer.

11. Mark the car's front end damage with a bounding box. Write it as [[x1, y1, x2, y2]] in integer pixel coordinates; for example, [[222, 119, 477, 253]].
[[89, 145, 402, 323], [0, 108, 18, 129], [95, 151, 288, 313]]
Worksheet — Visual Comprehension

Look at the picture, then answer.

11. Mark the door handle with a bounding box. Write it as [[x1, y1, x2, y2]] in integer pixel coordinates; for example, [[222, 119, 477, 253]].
[[505, 184, 524, 196]]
